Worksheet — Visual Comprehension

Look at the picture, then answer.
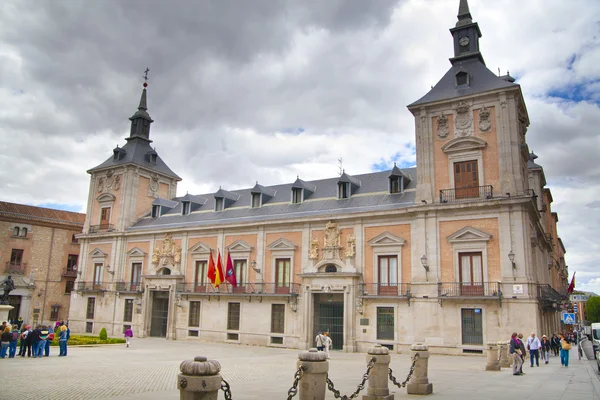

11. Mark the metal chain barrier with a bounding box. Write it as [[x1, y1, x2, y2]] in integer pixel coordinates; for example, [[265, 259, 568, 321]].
[[389, 352, 420, 388], [325, 357, 376, 400], [221, 378, 233, 400], [286, 365, 306, 400]]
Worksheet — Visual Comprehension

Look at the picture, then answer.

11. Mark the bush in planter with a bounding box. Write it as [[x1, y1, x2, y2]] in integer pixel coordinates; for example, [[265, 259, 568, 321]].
[[99, 328, 108, 340]]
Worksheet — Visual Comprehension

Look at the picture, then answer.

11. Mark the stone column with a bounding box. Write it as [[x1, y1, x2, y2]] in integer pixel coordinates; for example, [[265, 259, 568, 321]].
[[362, 345, 393, 400], [297, 348, 328, 400], [177, 356, 222, 400], [406, 343, 433, 395], [498, 341, 510, 368], [485, 342, 501, 371]]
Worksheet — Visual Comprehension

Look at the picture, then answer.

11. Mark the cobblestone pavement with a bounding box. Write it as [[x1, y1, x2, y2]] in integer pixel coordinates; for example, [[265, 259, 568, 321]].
[[0, 338, 598, 399]]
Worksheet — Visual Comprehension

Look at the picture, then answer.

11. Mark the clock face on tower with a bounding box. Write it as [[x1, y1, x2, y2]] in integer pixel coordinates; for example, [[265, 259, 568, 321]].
[[459, 36, 470, 47]]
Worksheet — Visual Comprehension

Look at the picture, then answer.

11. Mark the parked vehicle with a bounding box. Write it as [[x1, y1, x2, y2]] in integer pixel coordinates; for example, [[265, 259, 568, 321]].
[[592, 323, 600, 360]]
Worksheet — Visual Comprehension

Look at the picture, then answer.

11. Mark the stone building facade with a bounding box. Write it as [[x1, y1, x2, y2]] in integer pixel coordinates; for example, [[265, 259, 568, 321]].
[[0, 201, 84, 325], [69, 0, 569, 354]]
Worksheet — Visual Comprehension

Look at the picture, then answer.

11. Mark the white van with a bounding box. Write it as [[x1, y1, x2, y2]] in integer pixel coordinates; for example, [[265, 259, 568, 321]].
[[592, 323, 600, 364]]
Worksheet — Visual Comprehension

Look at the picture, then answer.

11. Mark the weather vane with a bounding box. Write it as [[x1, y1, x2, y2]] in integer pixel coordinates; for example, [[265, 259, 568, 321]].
[[143, 67, 150, 87]]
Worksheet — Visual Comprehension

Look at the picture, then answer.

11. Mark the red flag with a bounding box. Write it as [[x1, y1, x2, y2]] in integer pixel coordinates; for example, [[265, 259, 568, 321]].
[[207, 251, 216, 285], [214, 251, 225, 288], [567, 272, 576, 294], [225, 252, 237, 287]]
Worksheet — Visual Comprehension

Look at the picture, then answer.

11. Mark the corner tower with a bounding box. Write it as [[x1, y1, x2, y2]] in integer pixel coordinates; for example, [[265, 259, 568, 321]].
[[408, 0, 530, 204], [83, 78, 181, 233]]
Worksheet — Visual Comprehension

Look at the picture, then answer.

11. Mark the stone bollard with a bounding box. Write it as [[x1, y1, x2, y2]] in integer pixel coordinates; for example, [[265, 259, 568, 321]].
[[362, 345, 392, 400], [498, 341, 510, 368], [177, 356, 222, 400], [297, 348, 328, 400], [406, 343, 433, 395], [485, 342, 501, 371]]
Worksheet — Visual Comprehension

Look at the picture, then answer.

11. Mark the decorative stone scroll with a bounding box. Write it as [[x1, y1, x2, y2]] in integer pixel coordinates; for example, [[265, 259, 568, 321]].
[[308, 237, 320, 260], [97, 169, 121, 193], [345, 234, 356, 258], [152, 233, 182, 271], [478, 107, 491, 132], [148, 173, 159, 198], [437, 114, 449, 139], [454, 101, 473, 137]]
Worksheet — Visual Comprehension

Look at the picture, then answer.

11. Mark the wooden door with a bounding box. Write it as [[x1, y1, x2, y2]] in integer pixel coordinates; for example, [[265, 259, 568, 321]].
[[275, 258, 291, 294], [459, 253, 484, 296], [194, 261, 207, 292], [454, 161, 479, 199], [378, 256, 398, 295], [100, 207, 111, 229]]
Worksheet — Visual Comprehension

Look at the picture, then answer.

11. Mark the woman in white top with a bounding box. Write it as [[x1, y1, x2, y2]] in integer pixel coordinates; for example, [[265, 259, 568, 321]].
[[323, 332, 332, 358]]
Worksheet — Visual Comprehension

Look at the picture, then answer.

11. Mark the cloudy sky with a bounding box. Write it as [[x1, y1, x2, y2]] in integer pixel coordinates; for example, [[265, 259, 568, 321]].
[[1, 0, 599, 293]]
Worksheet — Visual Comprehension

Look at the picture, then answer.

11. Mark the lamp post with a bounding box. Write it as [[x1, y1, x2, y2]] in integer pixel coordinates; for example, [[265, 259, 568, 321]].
[[508, 251, 515, 269], [420, 255, 430, 281]]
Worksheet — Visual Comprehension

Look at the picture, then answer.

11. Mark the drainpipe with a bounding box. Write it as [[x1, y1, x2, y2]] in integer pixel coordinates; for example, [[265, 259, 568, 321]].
[[40, 228, 56, 324]]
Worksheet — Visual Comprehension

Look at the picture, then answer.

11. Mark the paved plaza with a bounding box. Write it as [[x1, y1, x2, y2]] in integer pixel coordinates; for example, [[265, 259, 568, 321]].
[[0, 338, 598, 399]]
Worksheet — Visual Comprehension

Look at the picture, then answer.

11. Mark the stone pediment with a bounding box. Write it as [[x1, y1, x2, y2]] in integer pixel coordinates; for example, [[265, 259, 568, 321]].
[[126, 247, 147, 257], [447, 226, 492, 243], [89, 248, 108, 258], [188, 241, 212, 254], [227, 239, 253, 252], [441, 136, 487, 154], [368, 232, 406, 247], [96, 193, 116, 202], [267, 238, 297, 251]]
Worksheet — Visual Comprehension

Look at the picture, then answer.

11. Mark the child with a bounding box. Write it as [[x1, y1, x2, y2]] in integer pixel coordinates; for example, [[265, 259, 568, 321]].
[[124, 327, 133, 347]]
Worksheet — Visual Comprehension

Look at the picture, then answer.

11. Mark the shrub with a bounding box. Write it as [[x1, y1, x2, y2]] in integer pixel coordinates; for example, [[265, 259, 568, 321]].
[[99, 328, 108, 340]]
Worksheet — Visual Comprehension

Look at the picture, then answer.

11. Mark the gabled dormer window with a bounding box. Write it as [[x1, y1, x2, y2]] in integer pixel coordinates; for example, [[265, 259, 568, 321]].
[[291, 188, 303, 204], [338, 182, 350, 199], [215, 198, 224, 212], [147, 149, 158, 164], [113, 146, 126, 161], [455, 71, 469, 87], [151, 205, 160, 218], [182, 201, 190, 215], [251, 193, 261, 208]]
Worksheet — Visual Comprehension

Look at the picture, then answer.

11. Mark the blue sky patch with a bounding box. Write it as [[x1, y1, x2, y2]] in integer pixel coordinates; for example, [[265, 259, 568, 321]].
[[36, 203, 84, 213]]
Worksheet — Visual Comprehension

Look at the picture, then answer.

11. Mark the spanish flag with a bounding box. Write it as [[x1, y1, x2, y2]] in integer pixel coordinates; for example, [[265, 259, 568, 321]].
[[567, 272, 576, 294], [207, 251, 216, 285], [214, 251, 225, 288]]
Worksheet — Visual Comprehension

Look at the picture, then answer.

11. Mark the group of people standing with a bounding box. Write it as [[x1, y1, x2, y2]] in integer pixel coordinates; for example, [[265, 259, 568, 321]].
[[509, 332, 573, 376], [315, 331, 332, 357], [0, 319, 70, 359]]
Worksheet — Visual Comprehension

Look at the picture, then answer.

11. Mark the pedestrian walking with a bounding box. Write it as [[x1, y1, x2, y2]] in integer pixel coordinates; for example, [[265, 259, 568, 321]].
[[509, 332, 523, 376], [517, 333, 527, 374], [526, 332, 541, 367], [551, 334, 560, 356], [315, 331, 325, 351], [124, 327, 134, 348], [323, 332, 332, 358], [18, 325, 29, 357], [58, 325, 68, 356], [540, 335, 551, 364], [8, 326, 19, 358], [0, 326, 11, 358], [559, 334, 571, 367]]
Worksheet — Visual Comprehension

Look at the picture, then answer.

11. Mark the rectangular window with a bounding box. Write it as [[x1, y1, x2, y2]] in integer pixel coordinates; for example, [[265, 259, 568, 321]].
[[377, 307, 395, 340], [194, 261, 207, 292], [275, 258, 291, 294], [182, 202, 190, 215], [189, 301, 201, 327], [390, 177, 401, 194], [454, 160, 479, 199], [67, 254, 78, 271], [10, 249, 23, 265], [227, 302, 241, 331], [271, 304, 285, 333], [131, 263, 142, 290], [93, 263, 103, 286], [65, 280, 75, 294], [50, 306, 60, 320], [151, 205, 160, 218], [292, 188, 302, 204], [338, 182, 349, 199], [234, 260, 245, 285], [459, 252, 484, 296], [378, 255, 398, 295], [123, 299, 134, 322], [251, 193, 261, 208], [188, 330, 199, 337], [215, 198, 224, 211], [86, 297, 96, 319], [100, 207, 111, 228], [86, 322, 93, 333], [71, 234, 79, 243], [461, 308, 483, 345], [271, 337, 283, 345]]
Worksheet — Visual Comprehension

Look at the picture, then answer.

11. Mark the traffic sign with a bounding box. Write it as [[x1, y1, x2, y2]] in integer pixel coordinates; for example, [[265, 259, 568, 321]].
[[562, 313, 576, 324]]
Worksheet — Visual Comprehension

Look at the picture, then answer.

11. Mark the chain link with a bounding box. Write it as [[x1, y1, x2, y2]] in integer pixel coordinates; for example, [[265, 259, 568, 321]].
[[221, 378, 233, 400], [325, 357, 376, 400], [286, 365, 306, 400], [388, 352, 419, 388]]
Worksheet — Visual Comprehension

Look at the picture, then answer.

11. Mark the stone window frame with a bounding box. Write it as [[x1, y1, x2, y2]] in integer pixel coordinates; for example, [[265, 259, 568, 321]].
[[448, 227, 491, 284], [447, 150, 485, 192], [188, 241, 212, 287], [90, 248, 108, 284], [96, 193, 116, 226], [459, 307, 487, 348], [227, 240, 253, 286], [367, 232, 405, 286], [126, 247, 146, 286], [267, 238, 297, 285]]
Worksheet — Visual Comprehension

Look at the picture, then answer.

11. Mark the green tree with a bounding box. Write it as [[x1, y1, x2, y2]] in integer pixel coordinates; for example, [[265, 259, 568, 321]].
[[99, 327, 108, 340], [586, 296, 600, 323]]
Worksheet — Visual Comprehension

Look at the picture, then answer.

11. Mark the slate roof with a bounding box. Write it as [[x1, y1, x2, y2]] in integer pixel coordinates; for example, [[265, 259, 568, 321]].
[[408, 58, 519, 107], [130, 168, 417, 231], [0, 201, 85, 226]]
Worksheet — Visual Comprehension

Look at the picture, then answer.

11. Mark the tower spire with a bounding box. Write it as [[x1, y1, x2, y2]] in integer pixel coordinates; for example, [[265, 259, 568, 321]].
[[449, 0, 484, 65], [127, 68, 154, 141], [456, 0, 472, 27]]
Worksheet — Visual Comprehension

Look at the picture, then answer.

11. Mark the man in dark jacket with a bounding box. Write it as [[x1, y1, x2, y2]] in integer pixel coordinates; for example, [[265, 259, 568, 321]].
[[30, 326, 42, 358]]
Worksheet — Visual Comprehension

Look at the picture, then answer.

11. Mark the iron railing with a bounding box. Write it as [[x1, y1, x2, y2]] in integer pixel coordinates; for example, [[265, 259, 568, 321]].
[[88, 224, 115, 233], [77, 281, 110, 292], [176, 282, 301, 295], [438, 282, 502, 298], [116, 282, 144, 293], [439, 185, 493, 203], [62, 268, 77, 278], [359, 283, 411, 297], [5, 262, 26, 274], [537, 284, 567, 302]]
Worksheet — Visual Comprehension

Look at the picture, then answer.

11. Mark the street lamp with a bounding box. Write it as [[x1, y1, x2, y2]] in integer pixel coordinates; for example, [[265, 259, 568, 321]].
[[250, 260, 260, 273], [420, 255, 430, 272], [508, 251, 515, 269]]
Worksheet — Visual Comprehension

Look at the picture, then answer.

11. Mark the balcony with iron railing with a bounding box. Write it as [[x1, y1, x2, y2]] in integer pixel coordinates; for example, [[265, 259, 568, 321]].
[[537, 284, 567, 303], [116, 282, 144, 293], [359, 283, 411, 297], [61, 268, 77, 279], [437, 282, 502, 306], [439, 185, 494, 204], [5, 262, 27, 275], [77, 281, 110, 292], [176, 282, 301, 296], [88, 224, 115, 234]]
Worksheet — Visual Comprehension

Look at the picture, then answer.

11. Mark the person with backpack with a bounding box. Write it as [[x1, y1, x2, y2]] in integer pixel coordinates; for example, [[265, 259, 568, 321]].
[[0, 326, 11, 358], [8, 326, 19, 358], [314, 331, 325, 351], [124, 327, 134, 348]]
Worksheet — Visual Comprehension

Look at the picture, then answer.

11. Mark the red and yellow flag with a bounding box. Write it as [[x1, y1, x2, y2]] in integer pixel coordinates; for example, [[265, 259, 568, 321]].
[[207, 251, 216, 285], [567, 272, 576, 294], [214, 251, 225, 288]]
